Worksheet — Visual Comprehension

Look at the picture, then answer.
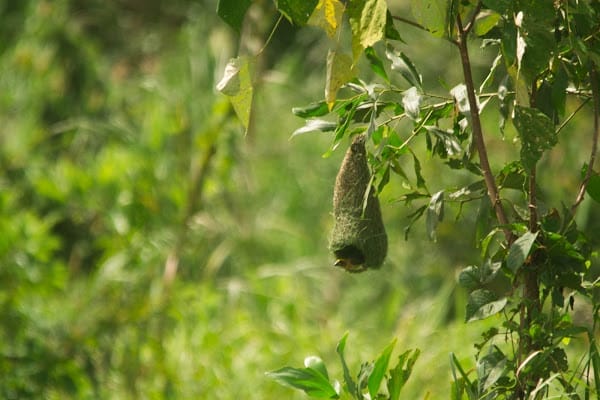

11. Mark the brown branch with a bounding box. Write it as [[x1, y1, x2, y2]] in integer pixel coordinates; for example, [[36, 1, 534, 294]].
[[572, 63, 600, 214], [455, 13, 514, 243], [462, 2, 483, 36]]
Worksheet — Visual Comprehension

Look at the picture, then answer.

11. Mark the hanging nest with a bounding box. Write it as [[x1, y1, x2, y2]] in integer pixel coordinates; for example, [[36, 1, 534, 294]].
[[330, 134, 387, 272]]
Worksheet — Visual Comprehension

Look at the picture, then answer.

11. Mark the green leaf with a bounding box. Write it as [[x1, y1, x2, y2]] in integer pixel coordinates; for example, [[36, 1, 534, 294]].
[[276, 0, 319, 26], [458, 266, 480, 290], [364, 47, 389, 82], [304, 356, 330, 380], [501, 23, 517, 66], [347, 0, 387, 60], [357, 362, 374, 394], [216, 56, 255, 132], [411, 0, 448, 37], [481, 0, 513, 15], [450, 353, 475, 399], [513, 105, 557, 172], [336, 333, 357, 395], [426, 190, 444, 242], [411, 151, 426, 189], [477, 349, 507, 392], [266, 366, 339, 398], [585, 170, 600, 204], [466, 289, 507, 322], [388, 349, 420, 400], [551, 64, 568, 118], [385, 10, 402, 41], [291, 119, 338, 137], [292, 101, 331, 118], [506, 230, 538, 273], [385, 45, 423, 90], [368, 338, 396, 398], [404, 204, 427, 240], [474, 10, 502, 36], [217, 0, 252, 33], [458, 259, 503, 290], [590, 339, 600, 397], [448, 180, 486, 201], [426, 126, 462, 157], [325, 50, 355, 108]]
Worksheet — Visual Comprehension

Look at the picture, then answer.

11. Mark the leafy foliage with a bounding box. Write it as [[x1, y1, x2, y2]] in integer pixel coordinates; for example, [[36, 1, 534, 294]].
[[221, 0, 600, 398], [267, 333, 419, 399]]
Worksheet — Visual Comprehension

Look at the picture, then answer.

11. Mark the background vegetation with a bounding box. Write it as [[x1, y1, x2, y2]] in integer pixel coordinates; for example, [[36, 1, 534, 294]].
[[1, 0, 598, 399]]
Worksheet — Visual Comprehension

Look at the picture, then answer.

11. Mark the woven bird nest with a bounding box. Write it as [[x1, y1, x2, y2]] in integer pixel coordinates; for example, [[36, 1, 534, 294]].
[[330, 134, 387, 272]]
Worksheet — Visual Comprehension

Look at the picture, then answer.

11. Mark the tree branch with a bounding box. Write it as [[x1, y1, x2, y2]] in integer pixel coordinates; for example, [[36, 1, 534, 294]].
[[462, 2, 483, 36], [455, 13, 514, 243], [572, 63, 599, 214]]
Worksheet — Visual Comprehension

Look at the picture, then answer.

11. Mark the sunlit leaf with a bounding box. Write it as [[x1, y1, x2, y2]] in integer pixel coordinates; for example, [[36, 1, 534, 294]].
[[388, 349, 420, 400], [325, 50, 355, 108], [426, 126, 462, 157], [291, 119, 337, 137], [426, 190, 444, 241], [216, 56, 255, 132], [402, 87, 421, 121], [450, 84, 470, 115], [336, 333, 356, 395], [368, 338, 396, 398], [348, 0, 387, 60], [474, 10, 502, 36], [308, 0, 345, 38], [304, 356, 330, 380], [411, 0, 448, 38], [266, 366, 339, 398], [385, 45, 422, 90]]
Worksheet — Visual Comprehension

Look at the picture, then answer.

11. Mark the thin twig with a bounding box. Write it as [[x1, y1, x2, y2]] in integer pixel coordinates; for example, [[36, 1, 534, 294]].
[[556, 97, 590, 135], [257, 14, 283, 56], [392, 15, 458, 45], [572, 63, 600, 213], [463, 1, 483, 36], [455, 13, 514, 243], [528, 82, 539, 232], [391, 15, 428, 32]]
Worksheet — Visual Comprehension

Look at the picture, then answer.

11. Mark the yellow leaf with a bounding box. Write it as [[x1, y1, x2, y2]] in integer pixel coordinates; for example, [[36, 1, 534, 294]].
[[308, 0, 345, 38], [325, 50, 355, 109], [348, 0, 387, 61]]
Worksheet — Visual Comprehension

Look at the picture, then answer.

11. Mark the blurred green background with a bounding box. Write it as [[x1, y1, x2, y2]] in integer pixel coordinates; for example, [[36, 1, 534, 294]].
[[1, 1, 598, 399]]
